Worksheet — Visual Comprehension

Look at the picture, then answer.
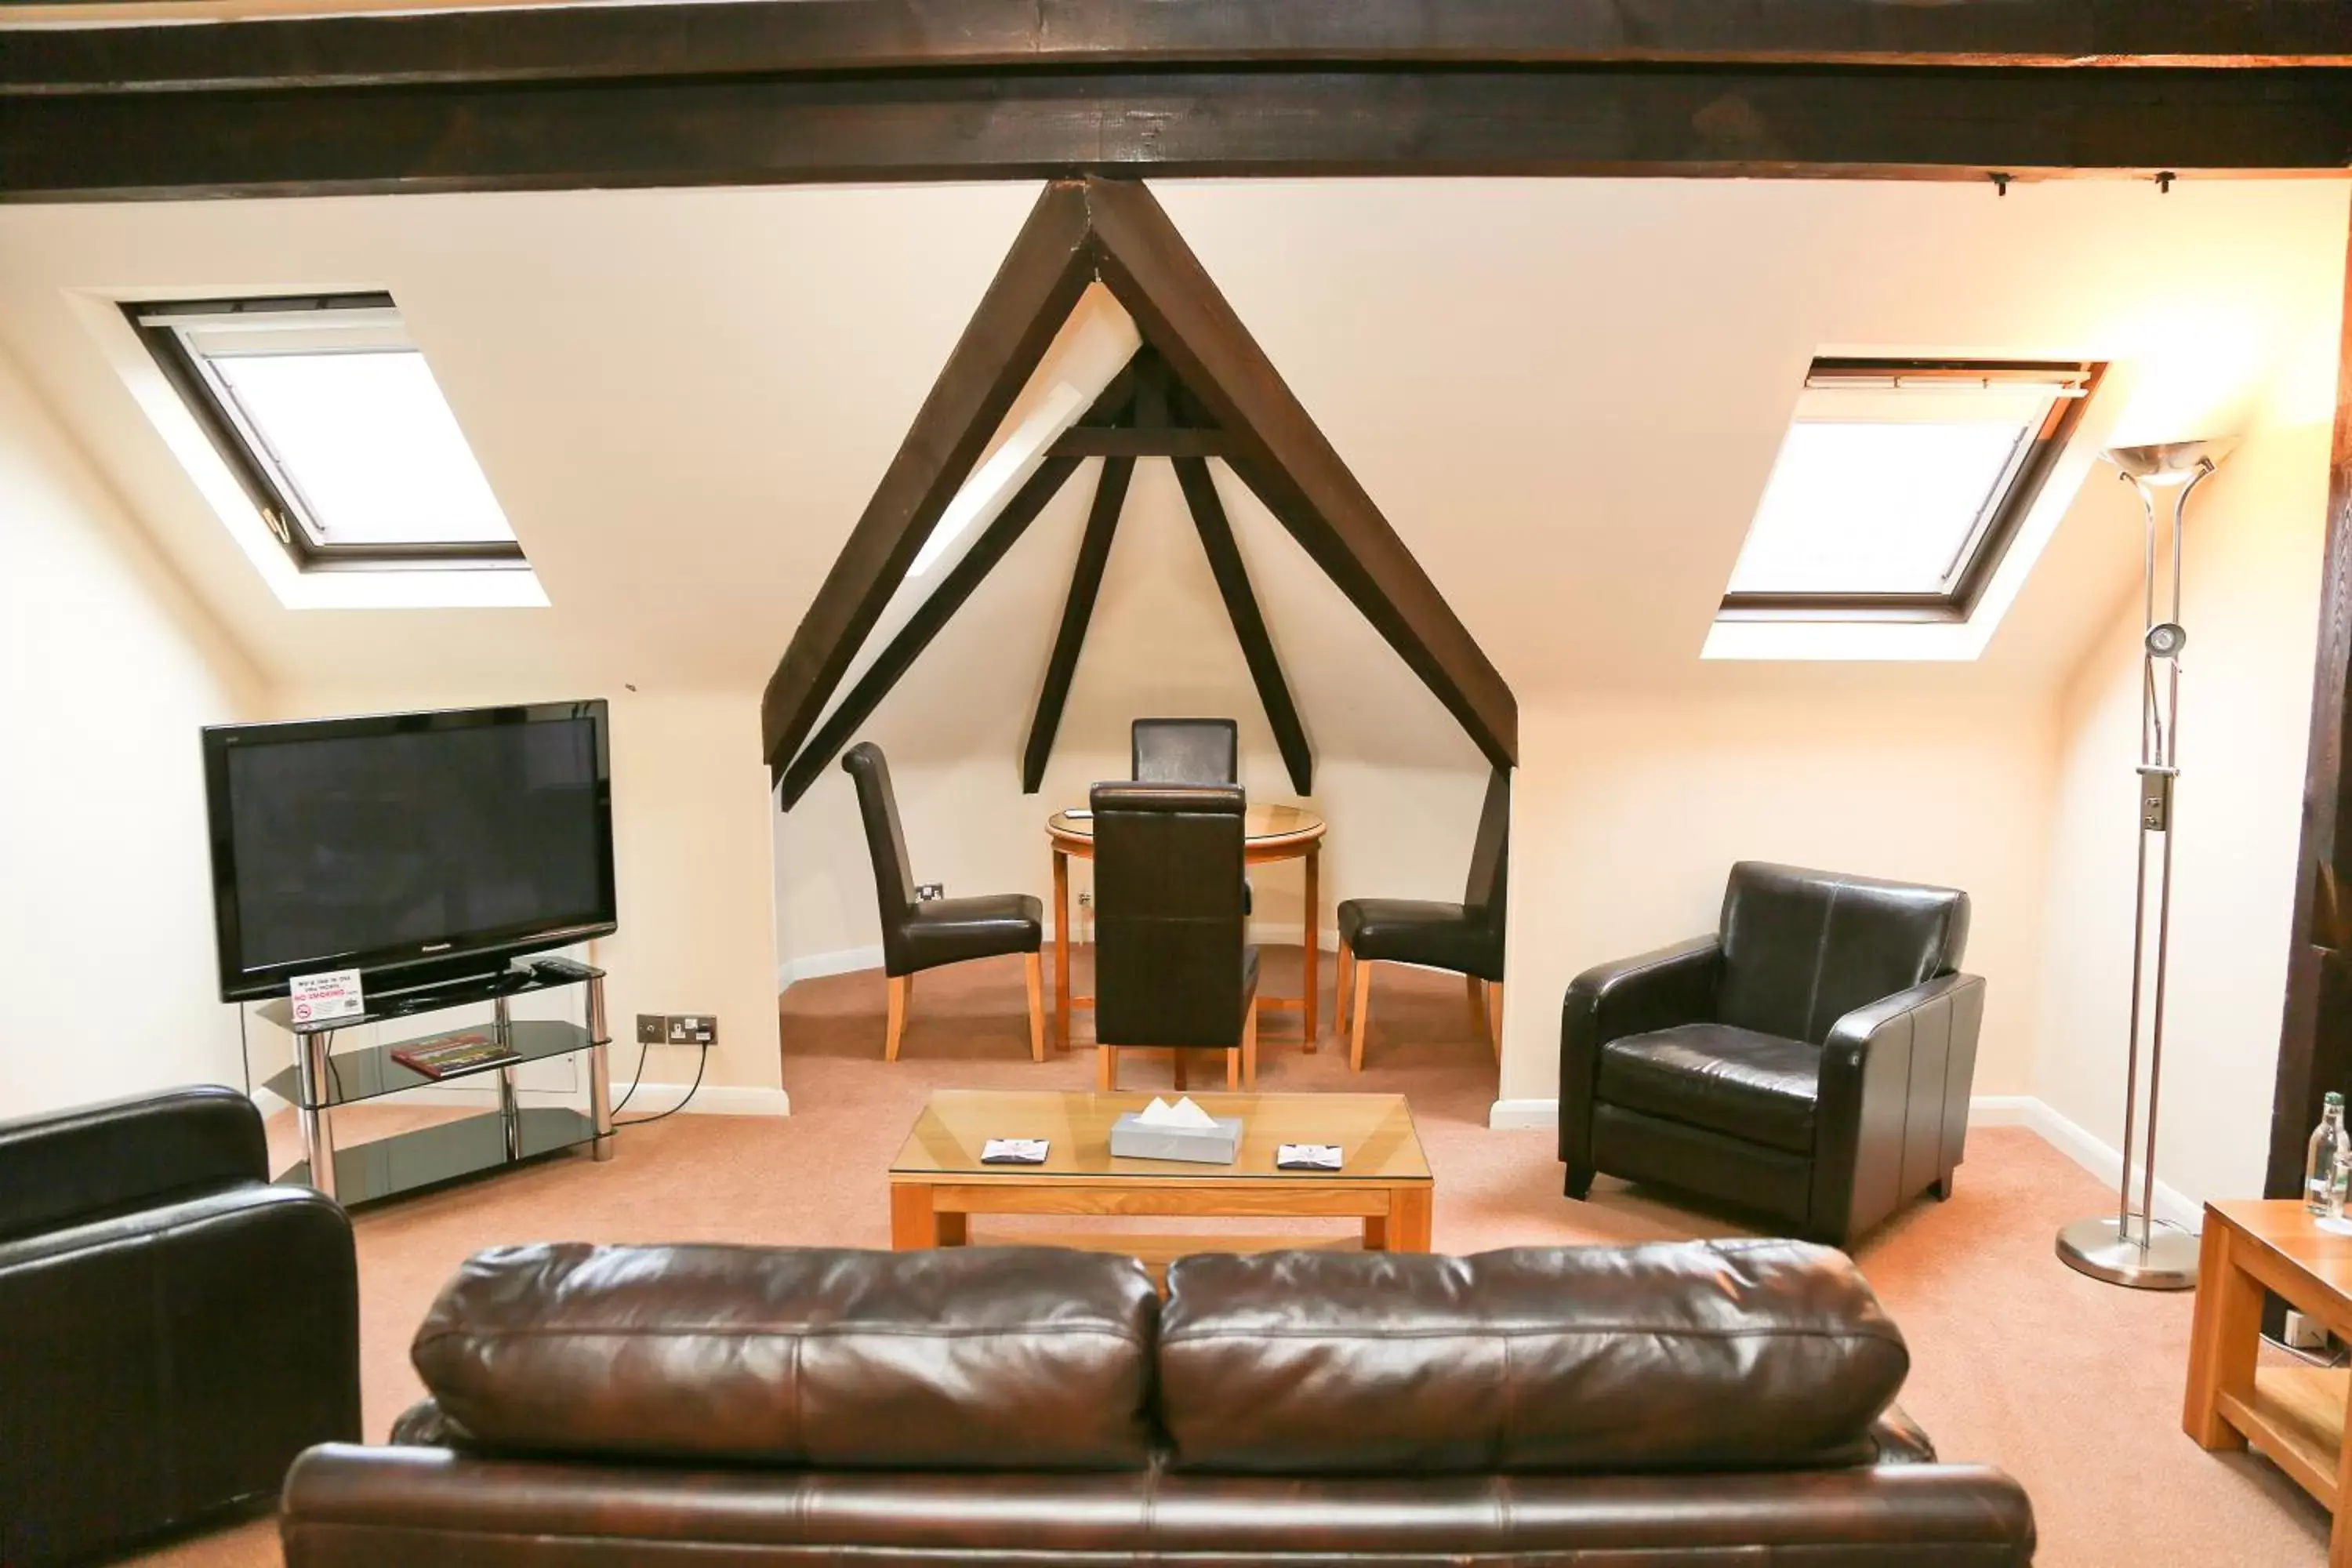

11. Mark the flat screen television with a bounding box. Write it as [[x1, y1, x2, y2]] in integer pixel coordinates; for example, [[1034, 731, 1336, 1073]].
[[201, 700, 617, 1002]]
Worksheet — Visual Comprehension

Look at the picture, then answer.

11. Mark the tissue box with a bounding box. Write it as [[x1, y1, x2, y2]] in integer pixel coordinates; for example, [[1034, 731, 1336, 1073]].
[[1109, 1112, 1243, 1164]]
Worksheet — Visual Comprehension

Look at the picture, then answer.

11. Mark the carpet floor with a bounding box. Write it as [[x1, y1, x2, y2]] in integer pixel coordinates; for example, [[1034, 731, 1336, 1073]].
[[124, 946, 2325, 1567]]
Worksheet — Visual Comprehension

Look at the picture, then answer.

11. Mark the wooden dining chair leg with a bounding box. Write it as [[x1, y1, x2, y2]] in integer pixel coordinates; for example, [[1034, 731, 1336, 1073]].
[[1243, 1002, 1259, 1087], [1098, 1044, 1116, 1091], [1466, 972, 1488, 1044], [1227, 1043, 1240, 1088], [885, 975, 911, 1062], [1023, 952, 1046, 1063], [1334, 938, 1354, 1040], [1488, 981, 1504, 1058], [1349, 960, 1374, 1072], [1172, 1047, 1189, 1091]]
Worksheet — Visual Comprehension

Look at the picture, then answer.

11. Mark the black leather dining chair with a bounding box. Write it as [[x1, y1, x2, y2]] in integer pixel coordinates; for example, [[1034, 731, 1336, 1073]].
[[1131, 717, 1239, 784], [842, 742, 1044, 1062], [1131, 717, 1254, 914], [1090, 782, 1258, 1090], [1336, 767, 1509, 1069], [1558, 862, 1984, 1248]]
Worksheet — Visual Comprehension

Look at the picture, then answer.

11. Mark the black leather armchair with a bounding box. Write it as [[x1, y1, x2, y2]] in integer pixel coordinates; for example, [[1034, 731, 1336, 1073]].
[[1337, 767, 1508, 1069], [0, 1085, 359, 1564], [1091, 782, 1258, 1090], [1559, 862, 1984, 1249], [843, 742, 1044, 1062]]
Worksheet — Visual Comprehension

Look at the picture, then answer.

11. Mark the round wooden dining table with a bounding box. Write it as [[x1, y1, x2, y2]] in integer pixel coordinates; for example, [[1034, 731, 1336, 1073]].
[[1045, 803, 1327, 1056]]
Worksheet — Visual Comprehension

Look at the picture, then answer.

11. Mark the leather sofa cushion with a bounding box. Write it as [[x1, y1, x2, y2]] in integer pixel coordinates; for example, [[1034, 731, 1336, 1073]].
[[1158, 1240, 1907, 1474], [1599, 1022, 1820, 1155], [412, 1243, 1157, 1469]]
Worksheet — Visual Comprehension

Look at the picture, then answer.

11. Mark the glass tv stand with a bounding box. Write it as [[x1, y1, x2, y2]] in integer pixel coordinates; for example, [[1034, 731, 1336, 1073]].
[[244, 957, 614, 1207]]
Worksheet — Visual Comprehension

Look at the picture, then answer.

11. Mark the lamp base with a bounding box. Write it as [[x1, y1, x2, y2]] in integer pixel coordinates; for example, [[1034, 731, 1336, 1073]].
[[2056, 1215, 2199, 1290]]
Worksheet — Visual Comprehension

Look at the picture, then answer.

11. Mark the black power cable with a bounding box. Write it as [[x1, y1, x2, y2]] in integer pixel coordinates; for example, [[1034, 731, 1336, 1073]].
[[612, 1037, 711, 1128]]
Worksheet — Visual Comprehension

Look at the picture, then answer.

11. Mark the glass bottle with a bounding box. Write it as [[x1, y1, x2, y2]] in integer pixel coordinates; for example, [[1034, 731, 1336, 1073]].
[[2332, 1143, 2352, 1221], [2308, 1091, 2347, 1215]]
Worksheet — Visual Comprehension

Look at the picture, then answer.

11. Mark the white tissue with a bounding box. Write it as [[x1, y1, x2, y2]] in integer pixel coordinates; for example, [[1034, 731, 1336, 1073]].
[[1136, 1095, 1219, 1130]]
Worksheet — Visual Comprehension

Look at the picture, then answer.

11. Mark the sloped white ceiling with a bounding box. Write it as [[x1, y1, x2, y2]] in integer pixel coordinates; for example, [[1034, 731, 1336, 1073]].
[[0, 176, 2342, 753]]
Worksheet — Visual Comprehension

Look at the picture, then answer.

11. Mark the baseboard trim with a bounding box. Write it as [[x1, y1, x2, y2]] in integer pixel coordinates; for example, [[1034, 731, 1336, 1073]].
[[779, 946, 884, 989], [616, 1083, 791, 1118], [1483, 1091, 2198, 1225], [2011, 1095, 2198, 1232]]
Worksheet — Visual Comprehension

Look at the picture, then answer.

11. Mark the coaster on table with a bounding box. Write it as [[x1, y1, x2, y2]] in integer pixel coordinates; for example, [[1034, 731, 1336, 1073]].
[[981, 1138, 1049, 1164], [1276, 1143, 1343, 1171]]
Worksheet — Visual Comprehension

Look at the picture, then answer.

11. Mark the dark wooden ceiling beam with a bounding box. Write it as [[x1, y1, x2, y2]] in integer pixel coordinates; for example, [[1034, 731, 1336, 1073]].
[[1174, 456, 1314, 795], [760, 180, 1094, 781], [9, 1, 2350, 98], [9, 65, 2352, 203], [1082, 177, 1518, 771], [775, 453, 1086, 808], [1049, 427, 1232, 459], [1022, 450, 1137, 794], [2268, 209, 2352, 1214]]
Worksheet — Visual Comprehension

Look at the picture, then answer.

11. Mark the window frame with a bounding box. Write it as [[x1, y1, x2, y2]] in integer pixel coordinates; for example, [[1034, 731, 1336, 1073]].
[[1716, 356, 2104, 625], [125, 292, 528, 574]]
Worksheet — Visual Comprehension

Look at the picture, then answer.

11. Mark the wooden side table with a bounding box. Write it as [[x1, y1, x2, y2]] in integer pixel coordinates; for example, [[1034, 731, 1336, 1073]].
[[2184, 1198, 2352, 1564]]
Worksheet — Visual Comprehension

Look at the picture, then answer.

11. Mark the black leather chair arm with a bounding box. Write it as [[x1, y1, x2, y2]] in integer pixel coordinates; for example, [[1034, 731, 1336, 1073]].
[[1559, 937, 1723, 1170], [0, 1084, 269, 1243], [1810, 973, 1987, 1245]]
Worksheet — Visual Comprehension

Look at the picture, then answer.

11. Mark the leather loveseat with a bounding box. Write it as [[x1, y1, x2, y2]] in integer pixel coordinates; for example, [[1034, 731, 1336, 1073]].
[[0, 1086, 360, 1565], [281, 1238, 2034, 1565]]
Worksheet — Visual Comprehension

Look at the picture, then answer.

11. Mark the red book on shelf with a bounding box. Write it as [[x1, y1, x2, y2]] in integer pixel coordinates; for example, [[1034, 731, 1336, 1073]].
[[390, 1031, 518, 1080]]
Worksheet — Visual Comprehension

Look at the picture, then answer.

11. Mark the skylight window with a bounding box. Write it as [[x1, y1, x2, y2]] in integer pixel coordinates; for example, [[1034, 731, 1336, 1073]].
[[1719, 358, 2101, 622], [129, 294, 525, 572]]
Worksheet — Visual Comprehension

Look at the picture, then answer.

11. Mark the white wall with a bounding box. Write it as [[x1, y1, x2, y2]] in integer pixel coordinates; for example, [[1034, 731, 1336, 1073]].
[[1500, 683, 2060, 1102], [2033, 376, 2339, 1203], [0, 342, 264, 1116]]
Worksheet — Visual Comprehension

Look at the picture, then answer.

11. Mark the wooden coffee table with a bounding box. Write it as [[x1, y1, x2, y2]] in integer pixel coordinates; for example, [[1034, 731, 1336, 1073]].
[[887, 1090, 1432, 1266], [2185, 1198, 2352, 1564]]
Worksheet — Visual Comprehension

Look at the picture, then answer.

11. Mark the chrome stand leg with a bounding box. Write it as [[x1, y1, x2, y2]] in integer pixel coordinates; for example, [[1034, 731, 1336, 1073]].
[[587, 975, 614, 1160], [492, 996, 522, 1160], [296, 1028, 338, 1202]]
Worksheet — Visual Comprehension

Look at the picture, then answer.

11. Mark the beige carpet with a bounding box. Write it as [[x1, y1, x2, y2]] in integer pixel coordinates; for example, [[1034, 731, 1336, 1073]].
[[125, 946, 2325, 1567]]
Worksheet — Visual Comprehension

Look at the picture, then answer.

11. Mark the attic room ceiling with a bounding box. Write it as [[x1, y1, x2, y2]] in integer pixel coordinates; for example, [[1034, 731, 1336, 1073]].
[[0, 177, 2340, 736], [764, 176, 1519, 804]]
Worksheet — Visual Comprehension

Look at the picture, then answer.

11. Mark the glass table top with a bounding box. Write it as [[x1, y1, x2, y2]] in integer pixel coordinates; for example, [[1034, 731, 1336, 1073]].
[[890, 1090, 1428, 1182]]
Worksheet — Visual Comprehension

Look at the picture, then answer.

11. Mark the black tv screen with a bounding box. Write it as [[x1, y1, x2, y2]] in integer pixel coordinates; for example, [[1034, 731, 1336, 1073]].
[[202, 701, 617, 1001]]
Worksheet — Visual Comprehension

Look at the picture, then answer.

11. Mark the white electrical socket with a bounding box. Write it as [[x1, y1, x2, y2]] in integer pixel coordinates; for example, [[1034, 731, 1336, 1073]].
[[2285, 1308, 2328, 1351]]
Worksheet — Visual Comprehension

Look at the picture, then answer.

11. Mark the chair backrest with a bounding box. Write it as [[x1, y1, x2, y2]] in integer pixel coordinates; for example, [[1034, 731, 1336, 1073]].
[[1131, 718, 1240, 786], [1715, 862, 1970, 1046], [1091, 783, 1248, 1048], [840, 742, 918, 920], [1462, 766, 1510, 932]]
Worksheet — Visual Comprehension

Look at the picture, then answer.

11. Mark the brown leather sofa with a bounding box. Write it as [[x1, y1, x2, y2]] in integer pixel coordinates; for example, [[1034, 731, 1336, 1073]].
[[281, 1239, 2034, 1565]]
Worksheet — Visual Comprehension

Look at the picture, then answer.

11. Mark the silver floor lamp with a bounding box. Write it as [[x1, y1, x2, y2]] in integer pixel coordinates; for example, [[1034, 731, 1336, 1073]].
[[2056, 438, 2238, 1290]]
